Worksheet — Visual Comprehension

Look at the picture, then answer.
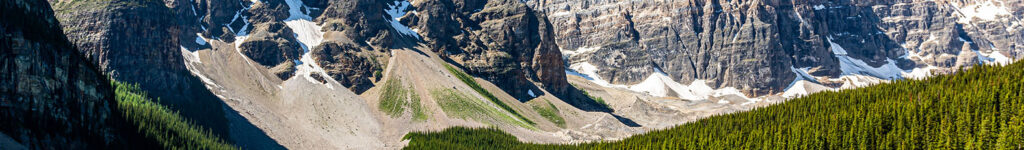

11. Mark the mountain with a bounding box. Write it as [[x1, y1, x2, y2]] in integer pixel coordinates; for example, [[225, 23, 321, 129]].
[[48, 0, 238, 140], [3, 0, 1022, 149], [0, 0, 154, 148], [527, 0, 1021, 97]]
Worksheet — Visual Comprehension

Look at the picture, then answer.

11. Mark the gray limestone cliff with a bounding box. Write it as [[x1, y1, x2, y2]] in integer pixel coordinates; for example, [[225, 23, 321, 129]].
[[528, 0, 1022, 96]]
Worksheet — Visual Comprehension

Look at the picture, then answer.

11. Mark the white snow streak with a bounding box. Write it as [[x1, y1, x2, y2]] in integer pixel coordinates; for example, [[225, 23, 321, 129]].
[[283, 0, 337, 89], [385, 0, 421, 39]]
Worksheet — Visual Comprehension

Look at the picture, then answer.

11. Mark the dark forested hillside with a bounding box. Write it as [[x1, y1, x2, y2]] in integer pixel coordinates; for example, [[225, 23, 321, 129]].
[[403, 61, 1024, 149]]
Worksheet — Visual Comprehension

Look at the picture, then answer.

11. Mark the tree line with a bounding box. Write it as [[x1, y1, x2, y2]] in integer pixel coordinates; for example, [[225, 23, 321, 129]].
[[403, 61, 1024, 149]]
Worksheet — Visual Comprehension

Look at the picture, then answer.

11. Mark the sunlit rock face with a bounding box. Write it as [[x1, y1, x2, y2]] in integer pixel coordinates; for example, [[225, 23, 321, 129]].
[[528, 0, 1022, 96]]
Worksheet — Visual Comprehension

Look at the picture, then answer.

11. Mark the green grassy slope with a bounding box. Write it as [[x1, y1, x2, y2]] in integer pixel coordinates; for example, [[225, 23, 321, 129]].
[[379, 76, 429, 121], [443, 64, 535, 125], [403, 62, 1024, 149], [112, 81, 236, 149], [431, 89, 534, 129]]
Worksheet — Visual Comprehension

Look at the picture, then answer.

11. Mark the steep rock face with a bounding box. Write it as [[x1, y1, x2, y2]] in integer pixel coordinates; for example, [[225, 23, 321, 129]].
[[49, 0, 231, 138], [404, 0, 570, 99], [1, 0, 152, 148], [316, 0, 394, 48], [528, 0, 1022, 96], [238, 22, 303, 79], [175, 0, 572, 98], [530, 0, 806, 96], [311, 42, 384, 94], [307, 0, 393, 94]]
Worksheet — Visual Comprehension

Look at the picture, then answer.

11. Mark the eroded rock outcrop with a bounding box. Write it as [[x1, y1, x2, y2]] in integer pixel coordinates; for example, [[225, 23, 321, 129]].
[[311, 42, 384, 94], [238, 22, 303, 79], [402, 0, 570, 99]]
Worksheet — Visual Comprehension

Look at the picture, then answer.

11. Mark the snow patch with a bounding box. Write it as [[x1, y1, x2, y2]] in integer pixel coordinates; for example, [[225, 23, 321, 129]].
[[827, 36, 848, 55], [829, 36, 903, 80], [979, 50, 1012, 65], [791, 67, 816, 82], [561, 46, 602, 56], [195, 34, 208, 45], [285, 20, 324, 51], [901, 66, 938, 80], [813, 5, 826, 10], [782, 80, 810, 98], [284, 0, 313, 20], [953, 1, 1012, 24], [550, 11, 574, 17], [385, 0, 421, 39], [282, 0, 338, 89], [569, 62, 618, 87], [566, 60, 760, 102], [564, 70, 594, 80], [835, 75, 888, 90], [527, 89, 536, 97]]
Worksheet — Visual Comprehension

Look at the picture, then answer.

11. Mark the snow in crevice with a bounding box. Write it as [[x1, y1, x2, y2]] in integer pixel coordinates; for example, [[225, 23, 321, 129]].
[[225, 1, 254, 37], [384, 0, 421, 39], [282, 0, 338, 89], [790, 67, 816, 82], [793, 7, 806, 24], [731, 31, 742, 42], [527, 89, 536, 98], [190, 4, 197, 16], [284, 0, 313, 21]]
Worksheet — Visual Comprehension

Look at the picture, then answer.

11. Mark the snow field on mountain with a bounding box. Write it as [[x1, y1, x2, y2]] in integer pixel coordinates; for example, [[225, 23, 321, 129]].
[[568, 62, 756, 102]]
